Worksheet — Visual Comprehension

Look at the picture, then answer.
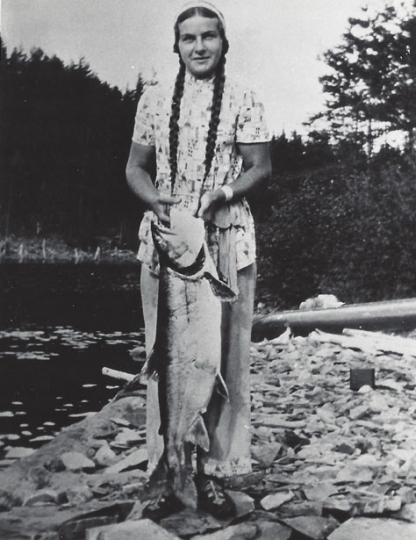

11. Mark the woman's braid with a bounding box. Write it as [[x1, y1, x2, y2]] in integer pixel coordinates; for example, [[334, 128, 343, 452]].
[[203, 55, 226, 187], [169, 60, 186, 194]]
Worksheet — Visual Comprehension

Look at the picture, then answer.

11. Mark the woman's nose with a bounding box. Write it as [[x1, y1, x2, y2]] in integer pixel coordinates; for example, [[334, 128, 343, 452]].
[[195, 37, 206, 53]]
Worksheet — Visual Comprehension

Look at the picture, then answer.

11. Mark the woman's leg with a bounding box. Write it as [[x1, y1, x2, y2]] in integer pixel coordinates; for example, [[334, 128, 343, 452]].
[[140, 265, 164, 473], [198, 263, 256, 478]]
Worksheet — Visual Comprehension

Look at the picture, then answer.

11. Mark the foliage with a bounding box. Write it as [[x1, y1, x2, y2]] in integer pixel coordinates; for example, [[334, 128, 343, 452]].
[[309, 2, 416, 152], [256, 149, 416, 309], [0, 40, 143, 247]]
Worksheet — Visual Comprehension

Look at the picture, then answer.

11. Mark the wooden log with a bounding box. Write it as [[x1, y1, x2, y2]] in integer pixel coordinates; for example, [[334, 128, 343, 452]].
[[102, 367, 135, 382], [310, 329, 416, 358], [343, 329, 416, 357], [252, 297, 416, 341]]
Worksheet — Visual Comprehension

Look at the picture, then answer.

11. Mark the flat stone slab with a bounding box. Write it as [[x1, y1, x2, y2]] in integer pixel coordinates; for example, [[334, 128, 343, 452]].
[[328, 517, 416, 540], [87, 519, 180, 539]]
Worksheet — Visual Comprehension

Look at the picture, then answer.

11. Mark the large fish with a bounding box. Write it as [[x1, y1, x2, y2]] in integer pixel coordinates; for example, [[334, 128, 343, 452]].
[[122, 209, 235, 508]]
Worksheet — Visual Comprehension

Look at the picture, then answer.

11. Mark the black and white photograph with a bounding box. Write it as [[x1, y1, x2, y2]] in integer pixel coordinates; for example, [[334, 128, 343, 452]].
[[1, 0, 416, 538]]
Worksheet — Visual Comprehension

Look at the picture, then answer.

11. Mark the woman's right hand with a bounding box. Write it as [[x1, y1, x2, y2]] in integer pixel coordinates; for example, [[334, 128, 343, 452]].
[[150, 193, 181, 224]]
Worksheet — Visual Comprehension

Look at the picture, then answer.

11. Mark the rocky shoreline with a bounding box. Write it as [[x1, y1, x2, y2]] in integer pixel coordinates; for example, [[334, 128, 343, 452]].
[[1, 328, 416, 539]]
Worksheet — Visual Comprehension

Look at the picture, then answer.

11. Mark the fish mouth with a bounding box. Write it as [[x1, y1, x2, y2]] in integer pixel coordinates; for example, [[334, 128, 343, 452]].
[[161, 246, 206, 276]]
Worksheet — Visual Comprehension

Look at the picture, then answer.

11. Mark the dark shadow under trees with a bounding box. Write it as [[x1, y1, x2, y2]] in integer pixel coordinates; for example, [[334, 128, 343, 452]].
[[0, 39, 144, 249]]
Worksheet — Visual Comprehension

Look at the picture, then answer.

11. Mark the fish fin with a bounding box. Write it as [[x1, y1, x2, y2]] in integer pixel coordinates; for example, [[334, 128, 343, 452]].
[[140, 347, 159, 382], [205, 273, 237, 301], [215, 372, 230, 401], [112, 372, 143, 401], [185, 415, 210, 452]]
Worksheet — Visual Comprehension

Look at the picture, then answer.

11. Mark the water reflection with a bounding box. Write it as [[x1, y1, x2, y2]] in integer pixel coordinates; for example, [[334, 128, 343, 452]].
[[0, 326, 145, 450]]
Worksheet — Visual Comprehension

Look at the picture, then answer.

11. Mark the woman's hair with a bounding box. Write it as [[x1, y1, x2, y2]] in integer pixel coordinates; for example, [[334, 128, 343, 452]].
[[169, 7, 229, 194]]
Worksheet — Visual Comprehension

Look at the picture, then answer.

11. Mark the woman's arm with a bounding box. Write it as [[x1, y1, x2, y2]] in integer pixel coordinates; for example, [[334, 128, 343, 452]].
[[197, 142, 271, 221], [126, 141, 179, 223]]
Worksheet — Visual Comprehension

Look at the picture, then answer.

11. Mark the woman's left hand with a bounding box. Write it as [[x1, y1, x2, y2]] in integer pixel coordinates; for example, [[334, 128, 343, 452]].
[[197, 189, 225, 222]]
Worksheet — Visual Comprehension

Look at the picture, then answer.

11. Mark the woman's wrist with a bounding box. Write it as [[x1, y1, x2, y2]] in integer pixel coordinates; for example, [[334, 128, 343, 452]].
[[219, 185, 233, 203]]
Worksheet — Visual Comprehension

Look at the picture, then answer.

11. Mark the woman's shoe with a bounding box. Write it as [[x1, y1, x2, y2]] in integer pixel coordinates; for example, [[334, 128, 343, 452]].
[[142, 489, 184, 521], [196, 475, 235, 520]]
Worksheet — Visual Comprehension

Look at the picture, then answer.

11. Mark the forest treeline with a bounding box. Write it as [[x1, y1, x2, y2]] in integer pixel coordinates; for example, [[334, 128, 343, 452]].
[[1, 3, 416, 308], [0, 37, 144, 247]]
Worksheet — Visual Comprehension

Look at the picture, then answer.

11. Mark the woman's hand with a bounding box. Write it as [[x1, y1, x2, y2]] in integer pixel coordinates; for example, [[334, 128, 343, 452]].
[[150, 193, 181, 224], [197, 189, 226, 222]]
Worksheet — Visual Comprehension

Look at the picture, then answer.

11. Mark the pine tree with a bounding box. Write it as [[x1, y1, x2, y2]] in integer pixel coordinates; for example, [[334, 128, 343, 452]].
[[311, 3, 416, 152]]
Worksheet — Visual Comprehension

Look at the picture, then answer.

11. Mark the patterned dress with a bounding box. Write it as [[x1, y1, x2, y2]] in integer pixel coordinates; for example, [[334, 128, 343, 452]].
[[132, 72, 269, 280], [133, 71, 270, 478]]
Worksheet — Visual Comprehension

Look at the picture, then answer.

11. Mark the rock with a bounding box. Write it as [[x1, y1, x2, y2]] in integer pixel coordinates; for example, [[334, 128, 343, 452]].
[[354, 454, 383, 468], [335, 465, 373, 484], [328, 517, 416, 540], [160, 508, 226, 537], [192, 522, 258, 540], [0, 459, 17, 469], [253, 413, 307, 430], [23, 490, 59, 507], [129, 345, 147, 361], [252, 441, 283, 468], [225, 490, 255, 518], [104, 448, 148, 474], [125, 500, 146, 521], [350, 495, 402, 515], [44, 456, 65, 472], [110, 417, 132, 428], [58, 502, 134, 539], [283, 516, 339, 540], [0, 489, 22, 511], [221, 471, 266, 490], [303, 481, 338, 501], [5, 447, 35, 459], [358, 385, 373, 394], [349, 405, 368, 420], [256, 521, 292, 540], [323, 497, 353, 514], [260, 490, 295, 511], [65, 485, 95, 506], [277, 500, 324, 518], [94, 443, 117, 467], [87, 519, 180, 539], [114, 428, 143, 446], [61, 452, 96, 472], [395, 502, 416, 522]]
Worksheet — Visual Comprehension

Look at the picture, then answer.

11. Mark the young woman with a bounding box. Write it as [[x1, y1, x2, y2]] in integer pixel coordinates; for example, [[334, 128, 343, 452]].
[[126, 0, 271, 519]]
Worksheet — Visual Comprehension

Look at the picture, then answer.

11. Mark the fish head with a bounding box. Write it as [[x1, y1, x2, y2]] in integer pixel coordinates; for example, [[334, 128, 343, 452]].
[[151, 209, 206, 270]]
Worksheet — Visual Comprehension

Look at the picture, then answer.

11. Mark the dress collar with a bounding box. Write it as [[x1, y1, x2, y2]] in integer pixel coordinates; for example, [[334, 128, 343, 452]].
[[184, 70, 215, 88]]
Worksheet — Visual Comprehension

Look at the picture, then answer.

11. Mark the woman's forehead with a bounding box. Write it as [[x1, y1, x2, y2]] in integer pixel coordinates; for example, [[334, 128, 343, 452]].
[[178, 15, 220, 35]]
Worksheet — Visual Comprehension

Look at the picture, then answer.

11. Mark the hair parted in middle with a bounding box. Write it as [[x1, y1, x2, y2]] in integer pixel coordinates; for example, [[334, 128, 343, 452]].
[[169, 6, 230, 195]]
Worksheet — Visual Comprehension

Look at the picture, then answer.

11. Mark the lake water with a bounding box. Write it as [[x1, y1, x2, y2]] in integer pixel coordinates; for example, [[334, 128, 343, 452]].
[[0, 263, 146, 451]]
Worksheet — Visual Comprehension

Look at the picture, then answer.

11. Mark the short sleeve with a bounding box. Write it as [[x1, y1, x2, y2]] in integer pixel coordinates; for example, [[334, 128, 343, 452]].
[[236, 89, 270, 143], [132, 87, 156, 146]]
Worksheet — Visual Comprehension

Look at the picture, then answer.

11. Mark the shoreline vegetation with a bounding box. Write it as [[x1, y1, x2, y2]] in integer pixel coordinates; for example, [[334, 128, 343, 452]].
[[0, 236, 138, 265], [0, 235, 283, 315]]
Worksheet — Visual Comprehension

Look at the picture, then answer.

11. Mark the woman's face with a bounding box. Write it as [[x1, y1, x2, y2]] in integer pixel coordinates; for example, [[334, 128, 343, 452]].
[[177, 15, 223, 79]]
